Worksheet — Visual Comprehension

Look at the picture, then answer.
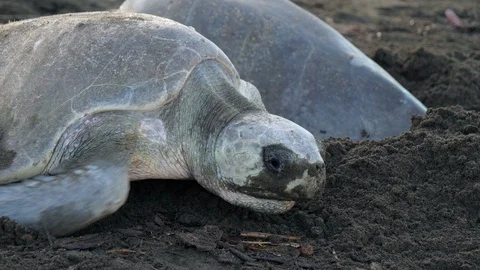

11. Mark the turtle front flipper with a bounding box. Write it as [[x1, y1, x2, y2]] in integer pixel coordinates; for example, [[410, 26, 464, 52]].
[[0, 109, 190, 236], [1, 112, 151, 236], [0, 161, 129, 236]]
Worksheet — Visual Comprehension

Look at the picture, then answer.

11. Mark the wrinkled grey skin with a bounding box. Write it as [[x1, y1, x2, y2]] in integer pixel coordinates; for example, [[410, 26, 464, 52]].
[[120, 0, 427, 140], [0, 12, 325, 236]]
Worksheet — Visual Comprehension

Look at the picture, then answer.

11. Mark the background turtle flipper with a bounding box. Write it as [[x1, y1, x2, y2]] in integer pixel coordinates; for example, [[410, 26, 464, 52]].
[[0, 162, 129, 236]]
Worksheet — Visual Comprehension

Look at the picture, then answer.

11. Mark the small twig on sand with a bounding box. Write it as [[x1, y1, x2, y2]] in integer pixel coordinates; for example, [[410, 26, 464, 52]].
[[241, 240, 301, 248], [228, 247, 256, 262], [107, 249, 145, 255], [240, 232, 302, 241]]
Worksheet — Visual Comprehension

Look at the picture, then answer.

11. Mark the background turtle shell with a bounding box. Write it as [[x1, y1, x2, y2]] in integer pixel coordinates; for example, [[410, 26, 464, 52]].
[[120, 0, 427, 140], [0, 12, 237, 183]]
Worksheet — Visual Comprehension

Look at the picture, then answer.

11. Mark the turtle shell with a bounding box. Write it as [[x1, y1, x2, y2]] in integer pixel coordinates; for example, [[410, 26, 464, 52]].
[[0, 12, 238, 183], [120, 0, 427, 140]]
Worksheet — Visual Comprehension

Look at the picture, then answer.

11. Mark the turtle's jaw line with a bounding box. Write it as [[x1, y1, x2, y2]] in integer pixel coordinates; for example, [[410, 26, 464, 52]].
[[232, 186, 296, 201], [216, 187, 296, 214]]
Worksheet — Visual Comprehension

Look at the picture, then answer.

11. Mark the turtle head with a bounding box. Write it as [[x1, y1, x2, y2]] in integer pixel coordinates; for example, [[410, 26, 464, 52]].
[[212, 113, 326, 213]]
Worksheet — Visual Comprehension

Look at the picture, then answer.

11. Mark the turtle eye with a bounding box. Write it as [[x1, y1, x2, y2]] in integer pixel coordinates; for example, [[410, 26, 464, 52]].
[[263, 145, 293, 175]]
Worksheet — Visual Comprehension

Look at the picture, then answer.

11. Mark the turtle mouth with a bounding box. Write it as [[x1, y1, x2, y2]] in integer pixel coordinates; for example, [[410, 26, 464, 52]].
[[223, 182, 314, 202], [216, 185, 296, 213], [233, 186, 298, 201]]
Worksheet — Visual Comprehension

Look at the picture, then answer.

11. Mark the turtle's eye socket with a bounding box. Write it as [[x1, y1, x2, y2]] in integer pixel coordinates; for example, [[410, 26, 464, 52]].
[[263, 145, 294, 175]]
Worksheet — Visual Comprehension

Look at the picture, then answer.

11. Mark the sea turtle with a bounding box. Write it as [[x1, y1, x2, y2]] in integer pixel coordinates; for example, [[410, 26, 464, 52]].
[[119, 0, 428, 140], [0, 12, 325, 236]]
